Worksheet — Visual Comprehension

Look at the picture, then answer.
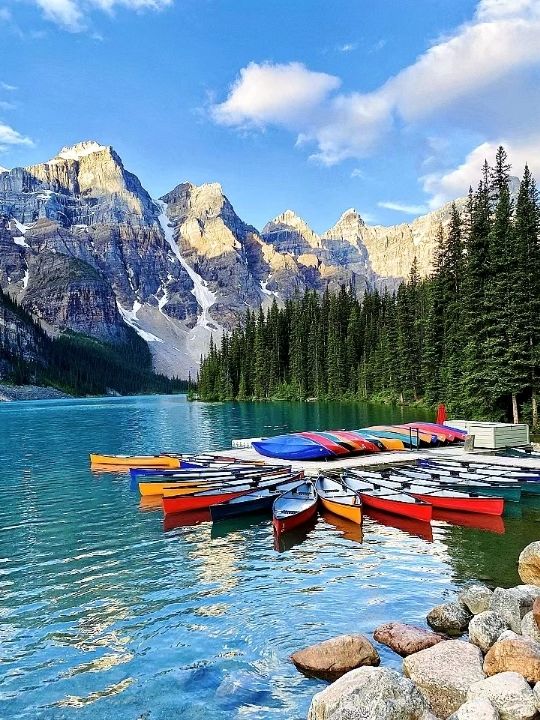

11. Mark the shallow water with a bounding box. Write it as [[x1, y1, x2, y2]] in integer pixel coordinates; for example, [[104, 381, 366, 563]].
[[1, 395, 539, 719]]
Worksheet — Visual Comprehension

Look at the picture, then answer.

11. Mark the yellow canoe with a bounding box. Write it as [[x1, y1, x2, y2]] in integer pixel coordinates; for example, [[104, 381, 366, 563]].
[[315, 476, 363, 525], [90, 454, 180, 469], [372, 437, 405, 451], [139, 480, 219, 497]]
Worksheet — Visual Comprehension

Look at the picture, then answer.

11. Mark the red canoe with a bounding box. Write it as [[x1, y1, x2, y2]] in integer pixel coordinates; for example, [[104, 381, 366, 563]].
[[162, 487, 252, 514], [342, 476, 432, 522], [272, 481, 318, 535]]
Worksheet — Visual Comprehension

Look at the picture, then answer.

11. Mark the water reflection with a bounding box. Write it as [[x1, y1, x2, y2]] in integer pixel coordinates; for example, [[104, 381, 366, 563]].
[[433, 509, 505, 535], [364, 508, 434, 542]]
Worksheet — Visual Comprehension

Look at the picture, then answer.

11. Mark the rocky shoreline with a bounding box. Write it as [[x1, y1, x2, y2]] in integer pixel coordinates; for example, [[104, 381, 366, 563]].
[[0, 384, 71, 402], [292, 541, 540, 719]]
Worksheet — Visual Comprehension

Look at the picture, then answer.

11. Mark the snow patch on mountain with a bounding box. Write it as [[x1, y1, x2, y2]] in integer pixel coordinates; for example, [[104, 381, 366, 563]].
[[116, 300, 163, 343], [56, 141, 108, 162]]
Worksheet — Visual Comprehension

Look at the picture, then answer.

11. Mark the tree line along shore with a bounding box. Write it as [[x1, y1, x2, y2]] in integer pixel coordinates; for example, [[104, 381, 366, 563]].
[[195, 148, 540, 429]]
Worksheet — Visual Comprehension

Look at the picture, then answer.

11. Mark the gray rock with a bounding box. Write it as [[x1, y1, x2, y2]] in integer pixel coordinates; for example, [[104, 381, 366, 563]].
[[519, 542, 540, 586], [427, 602, 472, 636], [459, 585, 494, 615], [490, 585, 540, 633], [448, 699, 499, 719], [403, 640, 485, 718], [522, 611, 540, 643], [291, 634, 380, 681], [533, 682, 540, 712], [498, 631, 522, 642], [308, 666, 430, 720], [467, 672, 537, 720], [468, 611, 509, 653]]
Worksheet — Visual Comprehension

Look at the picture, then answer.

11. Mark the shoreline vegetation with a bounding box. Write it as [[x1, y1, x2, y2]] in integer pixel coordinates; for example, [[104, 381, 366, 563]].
[[0, 286, 188, 398], [195, 148, 540, 430]]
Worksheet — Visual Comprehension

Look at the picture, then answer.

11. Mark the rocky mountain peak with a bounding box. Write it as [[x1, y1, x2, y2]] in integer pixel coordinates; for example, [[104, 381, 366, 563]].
[[262, 209, 321, 254], [0, 166, 8, 174], [55, 140, 109, 162], [324, 208, 366, 242]]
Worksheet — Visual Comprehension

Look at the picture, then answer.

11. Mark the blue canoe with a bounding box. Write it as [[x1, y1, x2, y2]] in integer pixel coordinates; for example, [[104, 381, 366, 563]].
[[252, 434, 334, 461]]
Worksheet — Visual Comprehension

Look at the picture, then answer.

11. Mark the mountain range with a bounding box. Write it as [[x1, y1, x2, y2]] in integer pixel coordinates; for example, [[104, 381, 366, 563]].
[[0, 140, 461, 378]]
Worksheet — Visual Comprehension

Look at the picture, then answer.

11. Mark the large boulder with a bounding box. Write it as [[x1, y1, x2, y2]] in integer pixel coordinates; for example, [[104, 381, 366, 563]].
[[490, 585, 540, 632], [291, 634, 379, 681], [459, 585, 494, 615], [522, 611, 540, 643], [534, 682, 540, 712], [518, 542, 540, 586], [373, 622, 445, 657], [484, 635, 540, 683], [468, 611, 509, 653], [448, 698, 499, 720], [427, 602, 472, 636], [467, 672, 537, 720], [403, 640, 485, 718], [534, 598, 540, 627], [307, 666, 430, 720]]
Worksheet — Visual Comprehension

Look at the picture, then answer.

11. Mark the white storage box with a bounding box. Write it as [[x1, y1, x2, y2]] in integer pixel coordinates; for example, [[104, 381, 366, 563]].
[[446, 420, 530, 449]]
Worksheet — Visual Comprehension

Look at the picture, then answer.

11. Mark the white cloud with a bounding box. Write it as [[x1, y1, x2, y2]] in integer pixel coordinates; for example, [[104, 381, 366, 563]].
[[350, 168, 364, 179], [211, 62, 341, 129], [0, 101, 16, 111], [0, 82, 17, 91], [211, 0, 540, 180], [338, 42, 358, 53], [378, 201, 429, 215], [422, 135, 540, 208], [31, 0, 172, 31], [0, 123, 33, 151]]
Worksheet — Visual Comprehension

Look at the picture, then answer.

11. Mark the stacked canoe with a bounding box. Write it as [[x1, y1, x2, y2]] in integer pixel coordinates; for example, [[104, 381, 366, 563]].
[[252, 422, 466, 461]]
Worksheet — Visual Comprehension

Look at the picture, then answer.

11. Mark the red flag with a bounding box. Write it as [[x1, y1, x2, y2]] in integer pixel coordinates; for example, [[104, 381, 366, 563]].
[[436, 403, 447, 425]]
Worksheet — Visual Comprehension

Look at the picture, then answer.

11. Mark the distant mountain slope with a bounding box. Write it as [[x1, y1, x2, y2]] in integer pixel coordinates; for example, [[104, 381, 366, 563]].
[[0, 140, 462, 378]]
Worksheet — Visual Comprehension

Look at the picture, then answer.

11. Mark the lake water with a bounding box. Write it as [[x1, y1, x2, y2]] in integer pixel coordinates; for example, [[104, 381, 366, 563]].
[[1, 395, 539, 719]]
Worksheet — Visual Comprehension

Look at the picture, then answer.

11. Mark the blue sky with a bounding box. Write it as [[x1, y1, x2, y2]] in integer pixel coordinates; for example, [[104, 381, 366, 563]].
[[1, 0, 540, 231]]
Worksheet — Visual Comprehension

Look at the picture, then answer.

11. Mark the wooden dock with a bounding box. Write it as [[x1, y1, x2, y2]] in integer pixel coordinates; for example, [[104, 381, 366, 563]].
[[222, 441, 540, 476]]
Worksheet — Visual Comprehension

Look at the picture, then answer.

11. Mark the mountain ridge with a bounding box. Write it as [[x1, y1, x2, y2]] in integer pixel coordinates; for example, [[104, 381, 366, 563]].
[[0, 140, 462, 378]]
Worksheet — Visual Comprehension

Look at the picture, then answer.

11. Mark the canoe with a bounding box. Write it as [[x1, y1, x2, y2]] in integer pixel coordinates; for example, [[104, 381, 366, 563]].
[[90, 453, 180, 468], [418, 458, 540, 481], [342, 475, 432, 522], [391, 425, 438, 445], [209, 474, 304, 522], [131, 463, 282, 479], [391, 467, 522, 502], [272, 481, 318, 534], [403, 422, 465, 443], [162, 474, 299, 514], [360, 428, 419, 449], [315, 475, 362, 524], [356, 431, 405, 451], [253, 429, 383, 461], [366, 476, 504, 516], [138, 468, 293, 496]]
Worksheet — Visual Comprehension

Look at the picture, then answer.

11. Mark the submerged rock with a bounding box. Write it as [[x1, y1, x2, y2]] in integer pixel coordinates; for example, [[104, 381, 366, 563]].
[[468, 611, 509, 653], [484, 635, 540, 683], [467, 672, 537, 720], [307, 666, 430, 720], [490, 585, 540, 633], [373, 622, 445, 656], [427, 602, 472, 636], [291, 634, 379, 681], [403, 640, 485, 718], [448, 698, 499, 720], [518, 542, 540, 586], [459, 585, 494, 615]]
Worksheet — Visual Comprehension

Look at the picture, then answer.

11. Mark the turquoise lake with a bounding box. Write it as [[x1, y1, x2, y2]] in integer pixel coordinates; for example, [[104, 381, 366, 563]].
[[1, 394, 540, 719]]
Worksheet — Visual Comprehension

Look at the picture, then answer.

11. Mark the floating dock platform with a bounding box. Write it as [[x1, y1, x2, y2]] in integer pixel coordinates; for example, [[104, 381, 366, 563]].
[[225, 440, 540, 476]]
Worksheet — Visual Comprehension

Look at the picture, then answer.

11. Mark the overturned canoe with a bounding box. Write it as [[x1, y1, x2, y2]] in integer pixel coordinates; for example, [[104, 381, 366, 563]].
[[253, 429, 382, 461]]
